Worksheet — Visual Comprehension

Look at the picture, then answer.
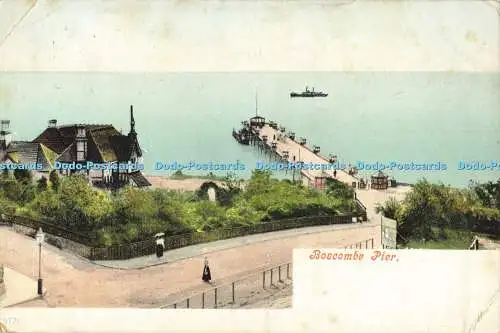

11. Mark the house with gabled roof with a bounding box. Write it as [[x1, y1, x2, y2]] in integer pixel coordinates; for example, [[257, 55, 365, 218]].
[[0, 105, 151, 189]]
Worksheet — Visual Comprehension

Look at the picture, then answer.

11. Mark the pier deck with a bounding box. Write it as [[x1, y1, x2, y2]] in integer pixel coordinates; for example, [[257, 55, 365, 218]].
[[255, 124, 358, 186]]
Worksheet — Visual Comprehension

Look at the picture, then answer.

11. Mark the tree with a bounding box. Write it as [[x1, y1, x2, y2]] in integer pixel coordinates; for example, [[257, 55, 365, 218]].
[[192, 200, 228, 231], [375, 197, 401, 220], [326, 178, 354, 200], [58, 175, 113, 230], [470, 179, 500, 209], [242, 170, 275, 202], [112, 186, 157, 225], [37, 176, 48, 191], [392, 179, 494, 243], [0, 192, 17, 215], [225, 197, 263, 225], [1, 180, 34, 204], [218, 172, 243, 206], [396, 180, 438, 240], [13, 169, 32, 183], [49, 170, 60, 191], [27, 188, 61, 218]]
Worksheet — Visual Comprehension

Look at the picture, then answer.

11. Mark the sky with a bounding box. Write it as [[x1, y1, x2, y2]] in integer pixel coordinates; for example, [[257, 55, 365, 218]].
[[0, 0, 498, 72]]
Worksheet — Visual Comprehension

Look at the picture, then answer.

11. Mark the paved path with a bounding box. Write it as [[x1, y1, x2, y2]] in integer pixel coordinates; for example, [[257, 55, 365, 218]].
[[0, 224, 380, 307], [0, 266, 39, 307], [95, 222, 376, 269], [355, 186, 411, 220]]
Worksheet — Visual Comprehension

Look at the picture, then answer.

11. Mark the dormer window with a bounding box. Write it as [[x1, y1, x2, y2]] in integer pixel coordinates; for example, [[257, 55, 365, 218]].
[[75, 125, 87, 162], [77, 127, 86, 137]]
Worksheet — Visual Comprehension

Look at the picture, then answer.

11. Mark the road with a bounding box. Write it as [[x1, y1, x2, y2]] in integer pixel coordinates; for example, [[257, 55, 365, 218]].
[[0, 223, 380, 308]]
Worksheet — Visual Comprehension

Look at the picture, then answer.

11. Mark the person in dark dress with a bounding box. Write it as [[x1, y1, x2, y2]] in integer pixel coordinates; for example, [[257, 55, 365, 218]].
[[202, 257, 212, 282], [333, 169, 337, 178], [155, 234, 164, 258]]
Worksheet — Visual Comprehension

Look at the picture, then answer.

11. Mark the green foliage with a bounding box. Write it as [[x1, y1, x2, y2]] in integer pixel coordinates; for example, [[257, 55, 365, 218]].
[[3, 167, 498, 249], [26, 189, 61, 218], [225, 197, 265, 226], [217, 173, 243, 206], [243, 170, 273, 199], [375, 197, 401, 220], [326, 178, 354, 199], [0, 192, 17, 215], [57, 175, 113, 230], [112, 186, 156, 224], [191, 200, 229, 231], [49, 170, 60, 191], [2, 168, 359, 245], [404, 228, 474, 249], [470, 179, 500, 209], [37, 176, 48, 191], [384, 178, 500, 246], [13, 169, 32, 183], [238, 170, 349, 221], [0, 179, 35, 204]]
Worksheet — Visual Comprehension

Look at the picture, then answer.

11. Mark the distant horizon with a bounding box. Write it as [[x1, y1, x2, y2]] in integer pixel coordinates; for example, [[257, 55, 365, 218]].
[[0, 71, 498, 188]]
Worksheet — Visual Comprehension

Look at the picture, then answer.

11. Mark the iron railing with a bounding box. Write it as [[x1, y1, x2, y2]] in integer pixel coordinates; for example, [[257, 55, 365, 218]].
[[3, 213, 358, 260], [161, 237, 375, 309], [88, 214, 355, 260]]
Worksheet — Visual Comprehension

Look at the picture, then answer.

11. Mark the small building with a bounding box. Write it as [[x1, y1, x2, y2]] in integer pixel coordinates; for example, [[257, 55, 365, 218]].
[[0, 105, 151, 189], [249, 116, 266, 128], [302, 172, 328, 192], [371, 171, 389, 190]]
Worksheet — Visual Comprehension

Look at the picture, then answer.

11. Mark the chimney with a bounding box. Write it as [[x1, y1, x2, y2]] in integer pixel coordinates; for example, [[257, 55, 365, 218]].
[[48, 119, 57, 128], [130, 105, 136, 134], [0, 120, 12, 151], [0, 120, 10, 132]]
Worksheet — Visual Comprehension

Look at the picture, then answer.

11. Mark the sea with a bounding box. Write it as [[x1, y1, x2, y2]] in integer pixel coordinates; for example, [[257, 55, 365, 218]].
[[0, 72, 498, 188]]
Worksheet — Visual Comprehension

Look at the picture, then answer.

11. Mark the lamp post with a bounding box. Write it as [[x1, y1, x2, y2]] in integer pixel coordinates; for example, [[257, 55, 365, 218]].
[[35, 228, 45, 296]]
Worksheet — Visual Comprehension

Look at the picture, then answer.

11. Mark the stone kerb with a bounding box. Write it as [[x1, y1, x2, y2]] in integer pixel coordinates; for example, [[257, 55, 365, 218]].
[[0, 265, 5, 300]]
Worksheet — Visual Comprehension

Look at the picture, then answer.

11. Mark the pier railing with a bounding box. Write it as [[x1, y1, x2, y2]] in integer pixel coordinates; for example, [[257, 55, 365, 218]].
[[160, 237, 375, 309]]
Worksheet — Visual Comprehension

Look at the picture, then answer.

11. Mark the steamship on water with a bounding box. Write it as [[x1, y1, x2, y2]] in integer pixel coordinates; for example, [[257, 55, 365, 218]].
[[290, 86, 328, 98]]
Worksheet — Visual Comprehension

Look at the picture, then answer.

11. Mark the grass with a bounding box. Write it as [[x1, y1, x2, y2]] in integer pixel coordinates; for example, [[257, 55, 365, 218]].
[[402, 228, 475, 249]]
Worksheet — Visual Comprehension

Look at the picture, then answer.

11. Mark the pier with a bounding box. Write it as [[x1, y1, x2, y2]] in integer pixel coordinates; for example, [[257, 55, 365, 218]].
[[245, 115, 359, 190], [235, 116, 413, 221]]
